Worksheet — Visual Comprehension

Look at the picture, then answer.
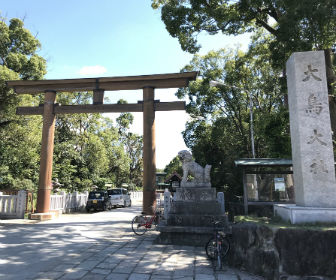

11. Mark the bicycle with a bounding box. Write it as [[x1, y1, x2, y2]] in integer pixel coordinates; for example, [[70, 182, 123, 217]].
[[131, 209, 161, 235], [205, 221, 230, 270]]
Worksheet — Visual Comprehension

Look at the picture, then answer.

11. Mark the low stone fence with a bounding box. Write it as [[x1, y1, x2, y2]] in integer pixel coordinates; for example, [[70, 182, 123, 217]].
[[229, 222, 336, 279], [0, 190, 26, 219], [50, 191, 88, 213]]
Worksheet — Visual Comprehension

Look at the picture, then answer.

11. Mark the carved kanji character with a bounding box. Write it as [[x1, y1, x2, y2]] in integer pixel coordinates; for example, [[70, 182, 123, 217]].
[[307, 129, 327, 146], [302, 65, 322, 82]]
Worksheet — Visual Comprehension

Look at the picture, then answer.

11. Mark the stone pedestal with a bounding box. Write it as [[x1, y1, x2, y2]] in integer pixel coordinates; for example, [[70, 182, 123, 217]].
[[29, 210, 62, 221], [274, 204, 336, 224], [156, 187, 228, 245]]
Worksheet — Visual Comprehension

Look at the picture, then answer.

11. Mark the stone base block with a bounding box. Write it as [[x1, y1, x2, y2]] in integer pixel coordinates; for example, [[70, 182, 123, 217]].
[[29, 210, 62, 221], [155, 225, 214, 245], [274, 204, 336, 224]]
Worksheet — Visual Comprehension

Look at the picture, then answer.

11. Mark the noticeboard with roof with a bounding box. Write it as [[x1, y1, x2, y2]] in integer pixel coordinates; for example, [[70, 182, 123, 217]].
[[234, 158, 293, 215]]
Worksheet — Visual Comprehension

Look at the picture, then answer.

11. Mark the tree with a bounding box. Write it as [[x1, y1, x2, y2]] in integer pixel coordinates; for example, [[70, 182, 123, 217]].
[[116, 100, 143, 188], [173, 36, 290, 196], [152, 0, 335, 92], [164, 155, 183, 177], [0, 16, 46, 190]]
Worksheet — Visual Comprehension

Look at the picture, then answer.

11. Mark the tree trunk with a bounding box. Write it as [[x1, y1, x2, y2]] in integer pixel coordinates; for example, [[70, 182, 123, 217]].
[[325, 49, 336, 140]]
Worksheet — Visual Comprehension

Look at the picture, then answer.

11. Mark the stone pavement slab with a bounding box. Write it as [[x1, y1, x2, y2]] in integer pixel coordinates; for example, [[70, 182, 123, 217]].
[[0, 202, 262, 280]]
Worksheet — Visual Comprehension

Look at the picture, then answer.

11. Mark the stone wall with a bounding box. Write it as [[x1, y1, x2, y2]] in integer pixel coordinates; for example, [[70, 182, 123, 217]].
[[228, 222, 336, 279]]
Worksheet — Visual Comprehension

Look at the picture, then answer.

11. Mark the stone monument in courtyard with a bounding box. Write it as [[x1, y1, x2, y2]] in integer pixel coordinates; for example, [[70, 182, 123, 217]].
[[274, 51, 336, 224], [156, 150, 228, 245]]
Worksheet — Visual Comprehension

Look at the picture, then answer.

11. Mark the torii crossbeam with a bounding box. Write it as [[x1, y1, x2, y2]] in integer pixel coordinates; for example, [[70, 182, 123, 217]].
[[7, 72, 197, 215]]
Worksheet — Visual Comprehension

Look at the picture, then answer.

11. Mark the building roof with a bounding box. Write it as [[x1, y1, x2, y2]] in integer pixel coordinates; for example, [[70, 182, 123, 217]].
[[165, 172, 182, 183], [234, 158, 292, 167]]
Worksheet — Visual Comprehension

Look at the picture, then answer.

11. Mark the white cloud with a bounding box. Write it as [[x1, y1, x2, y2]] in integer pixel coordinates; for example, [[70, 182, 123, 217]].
[[78, 65, 107, 76]]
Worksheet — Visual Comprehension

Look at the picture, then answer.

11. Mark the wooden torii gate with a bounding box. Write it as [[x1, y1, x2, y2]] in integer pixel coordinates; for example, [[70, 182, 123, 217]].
[[7, 72, 197, 216]]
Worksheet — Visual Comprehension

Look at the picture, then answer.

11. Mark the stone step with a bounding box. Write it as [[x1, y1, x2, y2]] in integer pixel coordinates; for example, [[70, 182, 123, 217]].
[[155, 225, 231, 246], [167, 214, 228, 227], [170, 201, 222, 215]]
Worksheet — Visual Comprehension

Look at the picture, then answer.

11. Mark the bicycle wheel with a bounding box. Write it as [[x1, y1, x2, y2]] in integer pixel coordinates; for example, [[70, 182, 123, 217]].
[[205, 236, 230, 260], [131, 215, 148, 235], [205, 237, 216, 259]]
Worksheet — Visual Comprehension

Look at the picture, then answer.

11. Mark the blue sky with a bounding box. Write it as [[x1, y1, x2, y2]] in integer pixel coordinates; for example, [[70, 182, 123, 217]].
[[1, 0, 251, 168]]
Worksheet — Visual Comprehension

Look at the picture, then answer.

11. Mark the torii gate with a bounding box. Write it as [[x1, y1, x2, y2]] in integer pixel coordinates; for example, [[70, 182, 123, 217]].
[[7, 72, 197, 216]]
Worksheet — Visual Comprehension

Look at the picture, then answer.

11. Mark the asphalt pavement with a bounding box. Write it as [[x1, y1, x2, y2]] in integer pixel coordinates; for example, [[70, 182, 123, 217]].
[[0, 201, 262, 280]]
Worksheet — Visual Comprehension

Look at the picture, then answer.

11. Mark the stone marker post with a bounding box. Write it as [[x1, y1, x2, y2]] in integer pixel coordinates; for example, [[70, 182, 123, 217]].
[[217, 192, 225, 214], [286, 51, 336, 208], [16, 190, 26, 219]]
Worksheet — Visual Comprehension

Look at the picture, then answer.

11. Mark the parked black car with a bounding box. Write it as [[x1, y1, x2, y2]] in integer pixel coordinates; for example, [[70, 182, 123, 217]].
[[86, 191, 111, 212]]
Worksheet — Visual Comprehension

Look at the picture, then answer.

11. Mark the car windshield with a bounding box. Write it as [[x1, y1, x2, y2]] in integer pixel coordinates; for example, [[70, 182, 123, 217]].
[[89, 192, 104, 199], [108, 189, 122, 195]]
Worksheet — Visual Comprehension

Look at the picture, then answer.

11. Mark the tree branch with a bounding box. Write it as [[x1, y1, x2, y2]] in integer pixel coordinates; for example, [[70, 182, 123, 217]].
[[255, 18, 277, 36]]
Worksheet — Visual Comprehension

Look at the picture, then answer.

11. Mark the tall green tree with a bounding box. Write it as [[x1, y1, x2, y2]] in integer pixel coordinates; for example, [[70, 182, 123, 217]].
[[152, 0, 336, 91], [116, 100, 143, 188], [164, 155, 182, 177], [0, 16, 46, 190], [174, 36, 290, 196]]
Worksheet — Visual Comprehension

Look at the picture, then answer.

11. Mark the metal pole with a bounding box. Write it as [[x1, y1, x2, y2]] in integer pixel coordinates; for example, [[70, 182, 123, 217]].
[[249, 92, 255, 158]]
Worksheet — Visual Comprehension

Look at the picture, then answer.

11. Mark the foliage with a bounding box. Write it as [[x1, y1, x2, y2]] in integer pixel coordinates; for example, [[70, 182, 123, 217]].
[[52, 94, 143, 192], [153, 0, 336, 97], [164, 155, 183, 178], [152, 0, 336, 61], [0, 15, 46, 191], [170, 35, 290, 197]]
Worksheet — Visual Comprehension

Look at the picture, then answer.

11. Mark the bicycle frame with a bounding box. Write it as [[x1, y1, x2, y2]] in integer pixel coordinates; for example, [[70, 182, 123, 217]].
[[139, 212, 160, 228]]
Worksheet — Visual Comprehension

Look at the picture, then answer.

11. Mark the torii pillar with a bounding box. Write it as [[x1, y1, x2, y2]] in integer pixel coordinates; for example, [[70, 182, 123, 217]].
[[143, 87, 156, 214], [36, 91, 57, 213]]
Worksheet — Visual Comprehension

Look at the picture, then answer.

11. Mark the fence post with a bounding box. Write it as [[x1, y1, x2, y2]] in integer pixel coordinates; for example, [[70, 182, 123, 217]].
[[16, 190, 26, 219], [60, 191, 65, 213], [217, 192, 225, 214], [74, 191, 78, 211]]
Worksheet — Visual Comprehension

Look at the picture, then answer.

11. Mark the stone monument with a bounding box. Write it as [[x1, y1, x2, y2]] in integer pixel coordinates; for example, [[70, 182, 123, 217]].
[[156, 151, 228, 245], [274, 51, 336, 223]]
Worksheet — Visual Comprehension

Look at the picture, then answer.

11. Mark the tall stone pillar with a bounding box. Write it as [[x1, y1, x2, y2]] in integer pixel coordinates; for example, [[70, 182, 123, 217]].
[[142, 87, 156, 214], [275, 51, 336, 224], [36, 91, 56, 213], [286, 51, 336, 208]]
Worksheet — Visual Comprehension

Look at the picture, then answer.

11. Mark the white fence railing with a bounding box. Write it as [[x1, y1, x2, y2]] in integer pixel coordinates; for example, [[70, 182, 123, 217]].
[[50, 191, 88, 213], [130, 191, 143, 201], [0, 191, 26, 219]]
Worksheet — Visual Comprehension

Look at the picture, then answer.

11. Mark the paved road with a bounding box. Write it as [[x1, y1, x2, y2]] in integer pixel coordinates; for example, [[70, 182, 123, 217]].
[[0, 202, 262, 280]]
